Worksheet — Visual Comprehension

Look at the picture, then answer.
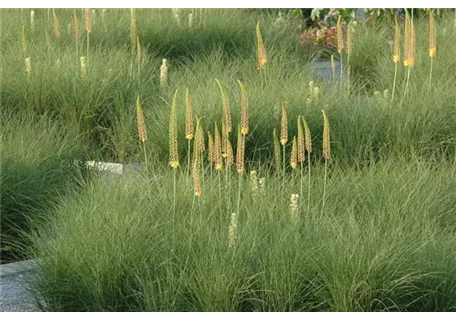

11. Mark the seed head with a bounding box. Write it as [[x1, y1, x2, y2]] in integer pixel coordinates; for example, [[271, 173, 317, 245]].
[[185, 88, 194, 140], [130, 9, 137, 47], [195, 117, 205, 154], [256, 21, 267, 70], [192, 119, 203, 197], [237, 80, 249, 135], [280, 102, 288, 146], [53, 10, 61, 38], [346, 21, 353, 57], [215, 79, 232, 134], [188, 13, 193, 28], [404, 11, 416, 67], [322, 110, 331, 161], [136, 95, 147, 142], [214, 122, 223, 171], [236, 125, 245, 174], [273, 128, 281, 170], [337, 15, 344, 54], [169, 89, 180, 169], [72, 12, 80, 42], [302, 116, 312, 153], [85, 9, 92, 33], [207, 131, 214, 163], [429, 11, 437, 57], [160, 59, 168, 88], [297, 116, 305, 163], [290, 136, 298, 169], [393, 15, 401, 64], [136, 36, 142, 64], [30, 10, 35, 33]]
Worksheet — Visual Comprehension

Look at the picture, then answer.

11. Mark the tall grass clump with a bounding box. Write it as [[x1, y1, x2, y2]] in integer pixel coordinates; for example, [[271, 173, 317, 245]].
[[29, 160, 456, 311], [0, 111, 86, 262]]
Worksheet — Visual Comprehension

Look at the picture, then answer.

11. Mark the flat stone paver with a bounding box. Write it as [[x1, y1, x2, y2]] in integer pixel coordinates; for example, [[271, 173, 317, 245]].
[[0, 272, 40, 312]]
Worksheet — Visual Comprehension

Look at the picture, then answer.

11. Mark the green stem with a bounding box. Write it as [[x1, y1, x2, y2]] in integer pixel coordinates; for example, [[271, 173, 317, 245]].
[[138, 61, 141, 80], [300, 160, 303, 198], [399, 67, 408, 107], [391, 62, 398, 103], [187, 140, 191, 179], [191, 194, 195, 228], [201, 153, 204, 191], [237, 173, 242, 216], [307, 150, 311, 214], [210, 160, 213, 187], [142, 140, 148, 178], [404, 66, 411, 98], [173, 168, 177, 230], [339, 52, 343, 89], [218, 171, 222, 218], [226, 163, 230, 213], [282, 144, 286, 186], [75, 39, 79, 75], [86, 31, 90, 73], [322, 159, 327, 214], [346, 55, 350, 94], [429, 56, 434, 88]]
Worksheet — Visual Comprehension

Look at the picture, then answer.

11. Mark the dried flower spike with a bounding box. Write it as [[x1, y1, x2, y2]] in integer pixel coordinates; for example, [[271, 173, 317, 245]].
[[322, 110, 331, 161], [226, 135, 234, 166], [302, 116, 312, 153], [30, 10, 35, 33], [346, 21, 353, 57], [290, 136, 298, 169], [85, 8, 92, 33], [72, 12, 80, 42], [53, 10, 61, 38], [273, 128, 281, 170], [280, 102, 288, 146], [215, 79, 232, 134], [207, 131, 214, 163], [214, 122, 223, 171], [236, 125, 245, 174], [393, 15, 401, 64], [237, 80, 249, 135], [256, 21, 267, 70], [196, 117, 205, 154], [429, 11, 437, 57], [160, 59, 168, 88], [192, 117, 203, 197], [136, 95, 147, 142], [336, 15, 344, 54], [169, 89, 180, 168], [185, 88, 194, 140], [297, 116, 305, 163], [130, 9, 137, 47], [136, 36, 142, 64]]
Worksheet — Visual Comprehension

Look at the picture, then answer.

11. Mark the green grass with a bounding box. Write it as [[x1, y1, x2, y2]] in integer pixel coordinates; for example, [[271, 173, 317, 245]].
[[29, 161, 456, 311], [0, 110, 87, 262], [1, 8, 456, 311]]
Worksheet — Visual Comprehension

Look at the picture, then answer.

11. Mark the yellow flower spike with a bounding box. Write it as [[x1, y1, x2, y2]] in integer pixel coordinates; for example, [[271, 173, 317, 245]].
[[169, 89, 180, 169]]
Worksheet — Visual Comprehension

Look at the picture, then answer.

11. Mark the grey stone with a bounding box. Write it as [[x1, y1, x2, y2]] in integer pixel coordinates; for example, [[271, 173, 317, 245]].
[[0, 272, 40, 312]]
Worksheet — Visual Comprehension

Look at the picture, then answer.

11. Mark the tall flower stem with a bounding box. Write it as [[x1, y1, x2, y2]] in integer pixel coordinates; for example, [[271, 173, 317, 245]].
[[307, 150, 311, 214], [391, 62, 398, 103], [322, 159, 328, 214], [187, 140, 191, 179]]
